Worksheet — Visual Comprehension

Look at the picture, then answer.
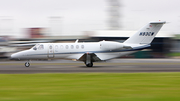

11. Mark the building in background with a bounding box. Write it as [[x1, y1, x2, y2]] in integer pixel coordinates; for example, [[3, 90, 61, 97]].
[[107, 0, 121, 30], [49, 17, 62, 36], [0, 17, 13, 37], [26, 28, 45, 38]]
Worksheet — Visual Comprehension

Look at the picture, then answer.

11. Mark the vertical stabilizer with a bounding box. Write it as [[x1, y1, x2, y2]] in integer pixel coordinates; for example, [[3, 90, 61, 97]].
[[123, 21, 166, 44]]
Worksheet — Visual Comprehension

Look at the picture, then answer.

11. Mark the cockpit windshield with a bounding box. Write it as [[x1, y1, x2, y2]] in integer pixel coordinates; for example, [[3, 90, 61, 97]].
[[38, 44, 44, 50], [32, 44, 44, 50]]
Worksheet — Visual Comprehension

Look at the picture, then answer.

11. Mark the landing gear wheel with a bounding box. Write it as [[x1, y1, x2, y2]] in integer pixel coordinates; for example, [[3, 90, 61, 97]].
[[25, 62, 30, 67], [86, 62, 93, 67]]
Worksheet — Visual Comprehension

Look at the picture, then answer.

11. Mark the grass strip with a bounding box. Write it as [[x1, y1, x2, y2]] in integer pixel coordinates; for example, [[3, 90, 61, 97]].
[[0, 73, 180, 101]]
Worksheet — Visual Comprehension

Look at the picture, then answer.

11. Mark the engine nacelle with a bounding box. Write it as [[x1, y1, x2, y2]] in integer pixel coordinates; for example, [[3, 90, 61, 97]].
[[100, 41, 124, 50]]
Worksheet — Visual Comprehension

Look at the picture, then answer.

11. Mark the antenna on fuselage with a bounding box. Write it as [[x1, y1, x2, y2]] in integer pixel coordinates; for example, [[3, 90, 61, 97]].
[[75, 39, 79, 43]]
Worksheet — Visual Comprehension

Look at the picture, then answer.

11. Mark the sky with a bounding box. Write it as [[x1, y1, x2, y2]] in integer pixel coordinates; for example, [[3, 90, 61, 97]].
[[0, 0, 179, 38]]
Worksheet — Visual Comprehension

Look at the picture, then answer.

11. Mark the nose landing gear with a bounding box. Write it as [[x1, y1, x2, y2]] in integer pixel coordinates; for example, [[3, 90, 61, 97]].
[[25, 61, 30, 67]]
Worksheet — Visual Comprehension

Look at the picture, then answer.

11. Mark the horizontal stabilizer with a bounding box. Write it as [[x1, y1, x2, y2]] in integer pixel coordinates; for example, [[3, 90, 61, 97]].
[[150, 21, 166, 24]]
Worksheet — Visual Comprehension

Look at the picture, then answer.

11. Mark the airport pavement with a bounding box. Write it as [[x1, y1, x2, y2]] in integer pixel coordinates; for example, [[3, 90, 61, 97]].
[[0, 59, 180, 74]]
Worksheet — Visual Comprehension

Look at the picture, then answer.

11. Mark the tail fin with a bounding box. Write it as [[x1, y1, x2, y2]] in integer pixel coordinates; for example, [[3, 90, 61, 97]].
[[123, 21, 166, 44]]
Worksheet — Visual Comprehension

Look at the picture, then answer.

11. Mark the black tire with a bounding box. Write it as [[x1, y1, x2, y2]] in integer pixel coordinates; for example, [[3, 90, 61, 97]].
[[86, 62, 93, 67], [25, 62, 30, 67]]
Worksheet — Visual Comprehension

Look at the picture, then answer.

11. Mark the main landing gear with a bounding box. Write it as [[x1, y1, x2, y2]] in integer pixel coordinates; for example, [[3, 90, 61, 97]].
[[86, 62, 93, 67], [85, 53, 93, 67], [25, 61, 30, 67]]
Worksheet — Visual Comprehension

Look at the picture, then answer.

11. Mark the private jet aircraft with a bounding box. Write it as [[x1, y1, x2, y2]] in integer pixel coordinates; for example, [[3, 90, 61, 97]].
[[11, 21, 166, 67]]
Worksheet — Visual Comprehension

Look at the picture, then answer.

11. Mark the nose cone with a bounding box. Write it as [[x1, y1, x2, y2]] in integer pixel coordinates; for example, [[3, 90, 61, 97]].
[[11, 53, 20, 60], [11, 50, 31, 60]]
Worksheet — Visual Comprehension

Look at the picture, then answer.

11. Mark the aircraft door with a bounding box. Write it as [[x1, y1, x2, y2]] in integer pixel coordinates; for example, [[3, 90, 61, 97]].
[[48, 44, 54, 58]]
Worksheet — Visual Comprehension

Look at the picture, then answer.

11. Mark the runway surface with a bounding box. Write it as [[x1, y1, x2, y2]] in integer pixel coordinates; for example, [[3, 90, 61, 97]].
[[0, 59, 180, 74]]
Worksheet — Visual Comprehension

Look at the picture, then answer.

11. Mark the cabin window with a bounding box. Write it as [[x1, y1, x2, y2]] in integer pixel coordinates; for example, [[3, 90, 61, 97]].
[[55, 45, 58, 49], [55, 45, 58, 52], [76, 45, 79, 49], [71, 45, 74, 49], [49, 45, 52, 49], [66, 45, 69, 49], [60, 45, 63, 49], [81, 45, 84, 49]]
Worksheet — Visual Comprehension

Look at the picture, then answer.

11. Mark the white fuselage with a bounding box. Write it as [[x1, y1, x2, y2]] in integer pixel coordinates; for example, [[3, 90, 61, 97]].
[[11, 41, 135, 61]]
